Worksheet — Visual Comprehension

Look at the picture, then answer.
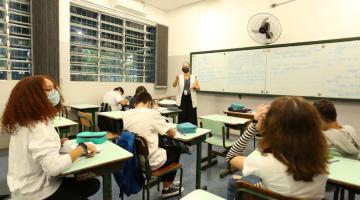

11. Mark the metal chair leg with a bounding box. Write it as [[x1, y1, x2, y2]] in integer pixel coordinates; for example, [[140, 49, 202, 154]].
[[157, 178, 160, 191], [146, 185, 150, 200], [333, 186, 339, 200], [178, 168, 183, 199], [142, 186, 145, 200]]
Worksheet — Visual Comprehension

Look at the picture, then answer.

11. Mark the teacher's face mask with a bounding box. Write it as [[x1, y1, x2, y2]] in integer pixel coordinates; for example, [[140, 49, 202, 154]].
[[182, 67, 190, 73]]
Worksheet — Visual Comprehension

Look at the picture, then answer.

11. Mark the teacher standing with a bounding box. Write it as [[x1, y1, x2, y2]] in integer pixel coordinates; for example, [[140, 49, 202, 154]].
[[173, 61, 200, 125]]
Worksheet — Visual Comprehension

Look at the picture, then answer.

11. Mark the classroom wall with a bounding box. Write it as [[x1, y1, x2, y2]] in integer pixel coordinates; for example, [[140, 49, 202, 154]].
[[59, 0, 171, 106], [166, 0, 360, 131], [0, 0, 169, 149], [1, 0, 360, 149]]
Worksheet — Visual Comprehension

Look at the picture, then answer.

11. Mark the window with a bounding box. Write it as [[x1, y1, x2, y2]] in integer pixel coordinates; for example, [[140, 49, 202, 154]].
[[70, 5, 156, 83], [0, 0, 32, 80]]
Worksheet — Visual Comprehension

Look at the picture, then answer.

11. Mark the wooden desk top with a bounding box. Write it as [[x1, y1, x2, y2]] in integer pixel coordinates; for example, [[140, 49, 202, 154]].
[[223, 110, 254, 119]]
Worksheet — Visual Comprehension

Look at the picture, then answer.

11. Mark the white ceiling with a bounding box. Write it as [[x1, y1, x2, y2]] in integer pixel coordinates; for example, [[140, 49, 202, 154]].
[[143, 0, 203, 11]]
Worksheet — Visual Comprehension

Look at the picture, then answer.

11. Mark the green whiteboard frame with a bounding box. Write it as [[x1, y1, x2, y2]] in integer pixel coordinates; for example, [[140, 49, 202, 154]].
[[190, 36, 360, 100]]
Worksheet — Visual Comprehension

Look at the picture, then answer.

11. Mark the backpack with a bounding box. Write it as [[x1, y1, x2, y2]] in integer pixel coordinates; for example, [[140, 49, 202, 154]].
[[113, 131, 144, 199]]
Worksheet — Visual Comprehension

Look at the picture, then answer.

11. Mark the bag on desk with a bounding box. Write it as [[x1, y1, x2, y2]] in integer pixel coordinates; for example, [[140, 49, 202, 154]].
[[176, 122, 197, 134], [76, 131, 107, 144], [228, 103, 252, 113]]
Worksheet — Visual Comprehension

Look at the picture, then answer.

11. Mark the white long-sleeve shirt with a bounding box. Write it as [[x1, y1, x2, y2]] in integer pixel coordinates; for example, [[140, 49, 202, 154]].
[[324, 125, 360, 159], [7, 121, 72, 200], [226, 123, 327, 199]]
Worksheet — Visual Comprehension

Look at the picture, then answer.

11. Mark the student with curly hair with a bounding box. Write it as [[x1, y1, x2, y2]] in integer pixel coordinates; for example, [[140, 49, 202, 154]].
[[2, 75, 100, 200]]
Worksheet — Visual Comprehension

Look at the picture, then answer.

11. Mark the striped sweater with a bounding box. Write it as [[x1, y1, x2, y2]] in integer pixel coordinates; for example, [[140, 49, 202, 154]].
[[226, 122, 258, 162]]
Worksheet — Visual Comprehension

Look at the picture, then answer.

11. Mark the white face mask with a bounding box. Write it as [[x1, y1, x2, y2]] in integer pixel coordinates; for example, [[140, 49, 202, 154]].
[[47, 89, 60, 106]]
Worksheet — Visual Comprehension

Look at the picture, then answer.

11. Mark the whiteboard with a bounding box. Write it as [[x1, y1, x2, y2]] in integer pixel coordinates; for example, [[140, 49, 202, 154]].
[[191, 38, 360, 99]]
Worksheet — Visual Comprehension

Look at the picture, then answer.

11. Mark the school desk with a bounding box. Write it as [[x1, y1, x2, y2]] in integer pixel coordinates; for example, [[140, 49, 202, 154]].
[[52, 116, 78, 137], [158, 108, 182, 123], [181, 189, 225, 200], [67, 104, 101, 131], [168, 123, 211, 190], [328, 156, 360, 200], [97, 111, 126, 133], [97, 109, 182, 132], [62, 140, 133, 200], [199, 114, 251, 177], [223, 110, 255, 120]]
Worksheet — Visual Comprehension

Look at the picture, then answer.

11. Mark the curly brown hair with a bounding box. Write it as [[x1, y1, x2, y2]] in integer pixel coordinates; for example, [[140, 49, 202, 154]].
[[1, 75, 64, 134], [258, 96, 328, 181]]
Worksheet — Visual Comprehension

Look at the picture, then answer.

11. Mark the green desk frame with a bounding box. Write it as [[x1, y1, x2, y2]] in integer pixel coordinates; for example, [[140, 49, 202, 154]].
[[328, 156, 360, 200], [199, 114, 251, 176], [159, 108, 182, 123], [169, 123, 211, 190], [67, 104, 101, 132]]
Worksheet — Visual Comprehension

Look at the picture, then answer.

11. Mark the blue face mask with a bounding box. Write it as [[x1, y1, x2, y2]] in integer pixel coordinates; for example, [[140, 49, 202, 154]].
[[47, 89, 60, 106]]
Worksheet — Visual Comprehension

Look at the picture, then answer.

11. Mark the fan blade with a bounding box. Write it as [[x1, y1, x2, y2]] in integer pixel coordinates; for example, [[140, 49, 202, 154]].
[[251, 29, 260, 34], [266, 31, 273, 39], [259, 22, 270, 34], [260, 17, 269, 27]]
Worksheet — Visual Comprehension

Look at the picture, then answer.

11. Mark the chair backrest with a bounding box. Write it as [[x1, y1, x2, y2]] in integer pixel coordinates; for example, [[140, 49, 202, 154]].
[[235, 180, 303, 200], [134, 135, 152, 179], [201, 118, 226, 137], [100, 102, 112, 112], [78, 111, 93, 129]]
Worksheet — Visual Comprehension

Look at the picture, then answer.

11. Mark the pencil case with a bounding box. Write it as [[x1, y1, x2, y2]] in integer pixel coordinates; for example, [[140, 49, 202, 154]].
[[76, 131, 107, 144], [229, 103, 244, 111], [177, 122, 197, 134]]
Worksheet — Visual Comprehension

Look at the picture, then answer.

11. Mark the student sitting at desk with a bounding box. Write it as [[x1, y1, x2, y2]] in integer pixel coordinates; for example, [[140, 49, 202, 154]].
[[103, 87, 129, 111], [1, 75, 100, 200], [226, 97, 328, 200], [128, 85, 147, 109], [314, 99, 360, 159], [123, 91, 183, 198]]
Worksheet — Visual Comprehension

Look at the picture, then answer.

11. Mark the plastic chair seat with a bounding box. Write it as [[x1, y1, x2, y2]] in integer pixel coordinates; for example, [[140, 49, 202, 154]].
[[152, 162, 182, 177]]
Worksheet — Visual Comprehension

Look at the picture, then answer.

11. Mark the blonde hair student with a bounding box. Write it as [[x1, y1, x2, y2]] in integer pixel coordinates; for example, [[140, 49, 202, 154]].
[[226, 97, 328, 200]]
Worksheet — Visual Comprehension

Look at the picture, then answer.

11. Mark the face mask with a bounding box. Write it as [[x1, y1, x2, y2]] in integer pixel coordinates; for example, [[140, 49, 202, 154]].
[[182, 67, 190, 73], [47, 89, 60, 106]]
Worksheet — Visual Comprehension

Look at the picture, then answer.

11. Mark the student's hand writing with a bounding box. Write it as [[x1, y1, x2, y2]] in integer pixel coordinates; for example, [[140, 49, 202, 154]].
[[85, 143, 97, 158]]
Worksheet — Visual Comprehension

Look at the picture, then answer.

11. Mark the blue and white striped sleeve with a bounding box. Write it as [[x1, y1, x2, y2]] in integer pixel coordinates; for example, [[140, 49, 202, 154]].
[[226, 122, 258, 162]]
